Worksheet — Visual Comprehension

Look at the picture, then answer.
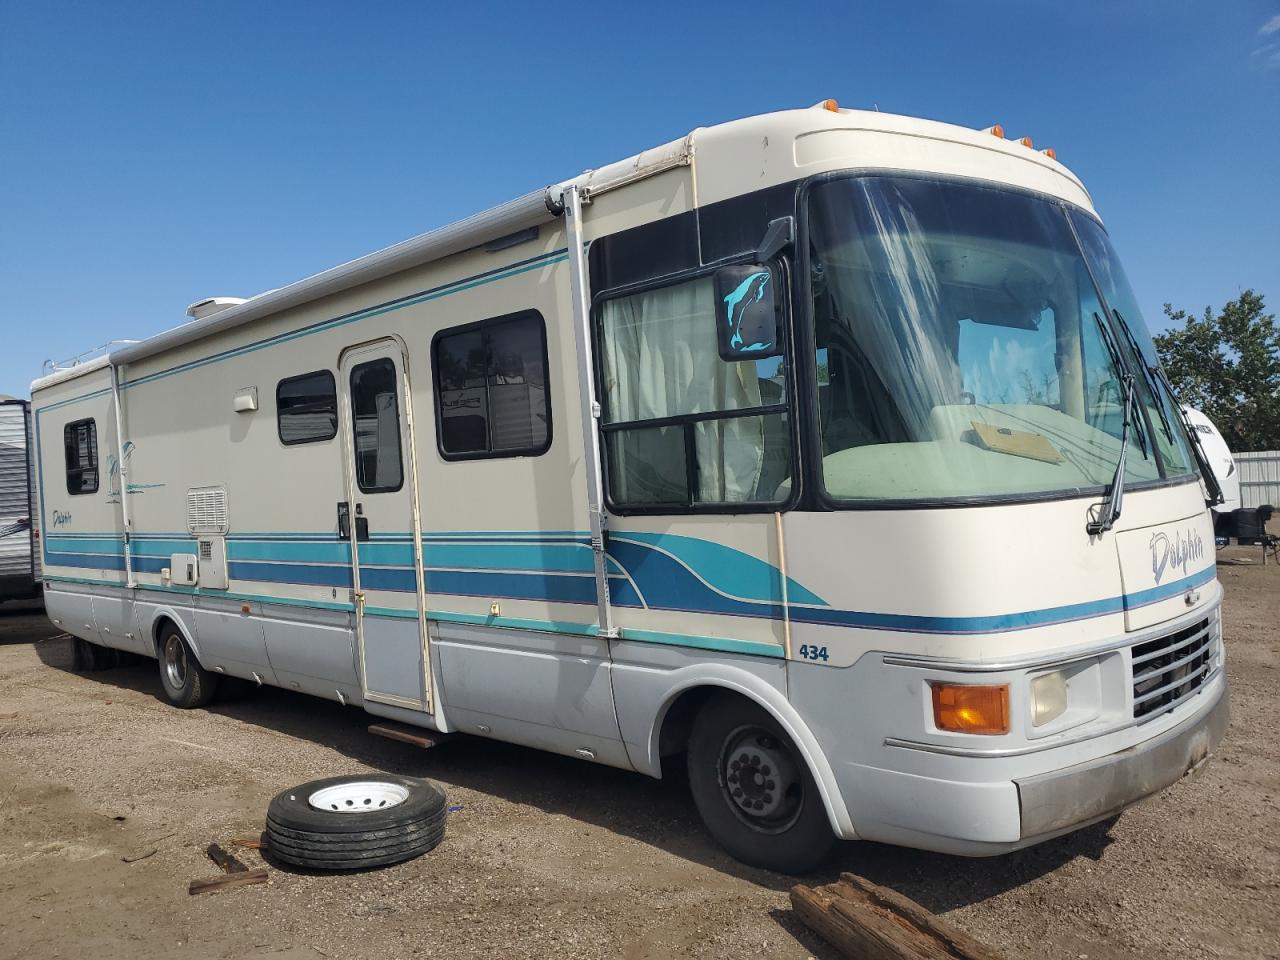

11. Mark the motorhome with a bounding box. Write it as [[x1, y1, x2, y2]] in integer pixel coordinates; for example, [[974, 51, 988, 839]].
[[30, 102, 1228, 872], [0, 397, 39, 603]]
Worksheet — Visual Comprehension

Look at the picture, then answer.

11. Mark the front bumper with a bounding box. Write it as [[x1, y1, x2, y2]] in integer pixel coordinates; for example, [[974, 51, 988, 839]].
[[1016, 679, 1229, 838], [826, 676, 1229, 855]]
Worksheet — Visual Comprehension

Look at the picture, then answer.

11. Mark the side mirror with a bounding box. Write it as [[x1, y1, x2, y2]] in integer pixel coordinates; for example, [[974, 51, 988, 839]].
[[715, 264, 782, 361]]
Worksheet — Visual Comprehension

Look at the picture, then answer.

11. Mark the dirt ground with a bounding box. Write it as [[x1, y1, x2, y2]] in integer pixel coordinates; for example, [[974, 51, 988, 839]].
[[0, 545, 1276, 960]]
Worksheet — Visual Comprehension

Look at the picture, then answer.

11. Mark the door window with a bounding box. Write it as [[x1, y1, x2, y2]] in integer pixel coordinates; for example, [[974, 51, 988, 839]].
[[349, 358, 404, 493]]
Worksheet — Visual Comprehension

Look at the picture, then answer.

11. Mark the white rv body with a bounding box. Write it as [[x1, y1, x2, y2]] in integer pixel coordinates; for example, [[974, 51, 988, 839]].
[[1182, 406, 1241, 514], [30, 104, 1227, 862], [0, 397, 40, 602]]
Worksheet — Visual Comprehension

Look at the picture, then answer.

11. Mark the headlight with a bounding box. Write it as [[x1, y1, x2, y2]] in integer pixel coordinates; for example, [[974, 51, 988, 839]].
[[1030, 671, 1068, 727]]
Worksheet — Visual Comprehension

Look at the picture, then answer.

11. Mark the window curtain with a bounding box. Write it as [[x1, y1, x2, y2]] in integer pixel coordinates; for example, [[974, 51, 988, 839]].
[[601, 277, 765, 502]]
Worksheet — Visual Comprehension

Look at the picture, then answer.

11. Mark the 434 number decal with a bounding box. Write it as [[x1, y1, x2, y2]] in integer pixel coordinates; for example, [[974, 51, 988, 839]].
[[797, 644, 830, 662]]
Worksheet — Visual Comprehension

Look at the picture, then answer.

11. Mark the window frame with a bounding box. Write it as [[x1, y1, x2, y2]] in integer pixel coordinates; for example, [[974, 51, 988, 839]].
[[796, 168, 1204, 512], [591, 255, 802, 516], [429, 309, 554, 462], [275, 369, 339, 446], [348, 357, 406, 494], [63, 417, 99, 496]]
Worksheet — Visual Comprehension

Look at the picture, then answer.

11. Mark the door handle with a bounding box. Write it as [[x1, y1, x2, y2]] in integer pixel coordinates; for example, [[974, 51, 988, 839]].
[[338, 501, 370, 541]]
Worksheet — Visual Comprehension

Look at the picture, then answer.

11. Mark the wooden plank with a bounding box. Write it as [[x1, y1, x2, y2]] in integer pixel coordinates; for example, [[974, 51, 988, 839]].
[[206, 842, 248, 873], [230, 836, 265, 850], [790, 874, 1005, 960], [188, 868, 268, 896], [367, 723, 448, 748]]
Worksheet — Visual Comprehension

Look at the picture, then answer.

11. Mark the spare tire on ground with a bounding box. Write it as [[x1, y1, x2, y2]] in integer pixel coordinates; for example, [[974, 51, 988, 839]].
[[265, 774, 447, 870]]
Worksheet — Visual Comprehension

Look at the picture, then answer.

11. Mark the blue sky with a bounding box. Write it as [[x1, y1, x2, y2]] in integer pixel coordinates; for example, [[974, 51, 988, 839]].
[[1, 1, 1277, 397]]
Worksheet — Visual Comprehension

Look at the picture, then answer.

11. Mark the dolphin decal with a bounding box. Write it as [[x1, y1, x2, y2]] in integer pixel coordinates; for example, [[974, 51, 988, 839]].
[[722, 271, 774, 353]]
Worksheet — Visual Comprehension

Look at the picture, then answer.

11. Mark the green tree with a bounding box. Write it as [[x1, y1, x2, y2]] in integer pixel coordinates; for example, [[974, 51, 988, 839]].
[[1155, 290, 1280, 452]]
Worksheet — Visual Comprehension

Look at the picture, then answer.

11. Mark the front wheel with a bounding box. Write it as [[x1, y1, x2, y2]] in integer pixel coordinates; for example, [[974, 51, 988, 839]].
[[687, 694, 835, 874], [157, 623, 219, 708]]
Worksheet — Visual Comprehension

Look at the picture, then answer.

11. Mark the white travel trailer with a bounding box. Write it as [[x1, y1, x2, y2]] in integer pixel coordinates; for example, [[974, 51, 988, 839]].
[[1182, 407, 1241, 515], [31, 102, 1228, 872], [0, 397, 40, 603]]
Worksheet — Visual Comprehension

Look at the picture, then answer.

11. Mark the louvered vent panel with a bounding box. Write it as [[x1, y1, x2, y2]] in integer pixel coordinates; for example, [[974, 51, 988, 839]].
[[187, 487, 229, 534]]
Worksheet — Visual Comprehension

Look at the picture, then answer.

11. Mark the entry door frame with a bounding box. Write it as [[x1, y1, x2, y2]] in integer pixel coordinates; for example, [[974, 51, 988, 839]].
[[338, 335, 432, 713]]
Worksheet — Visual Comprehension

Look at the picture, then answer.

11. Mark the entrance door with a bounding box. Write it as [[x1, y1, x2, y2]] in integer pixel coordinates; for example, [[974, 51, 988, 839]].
[[338, 338, 431, 712]]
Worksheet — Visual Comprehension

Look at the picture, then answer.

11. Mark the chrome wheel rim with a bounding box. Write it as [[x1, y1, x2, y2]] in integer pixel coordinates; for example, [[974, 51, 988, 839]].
[[163, 634, 187, 689], [308, 781, 410, 813], [718, 725, 804, 834]]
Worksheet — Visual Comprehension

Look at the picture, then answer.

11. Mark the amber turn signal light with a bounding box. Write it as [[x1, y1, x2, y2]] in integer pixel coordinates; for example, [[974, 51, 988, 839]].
[[931, 682, 1010, 735]]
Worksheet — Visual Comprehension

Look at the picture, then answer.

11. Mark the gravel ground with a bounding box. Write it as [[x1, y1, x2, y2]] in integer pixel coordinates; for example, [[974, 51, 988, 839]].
[[0, 544, 1276, 960]]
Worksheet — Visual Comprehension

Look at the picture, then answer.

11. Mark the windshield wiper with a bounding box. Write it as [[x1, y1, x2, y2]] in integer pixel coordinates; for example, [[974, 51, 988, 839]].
[[1088, 370, 1136, 536], [1111, 310, 1175, 444], [1112, 310, 1225, 507]]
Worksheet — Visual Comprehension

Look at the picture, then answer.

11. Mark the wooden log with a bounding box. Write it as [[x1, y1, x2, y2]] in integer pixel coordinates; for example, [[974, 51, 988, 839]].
[[206, 842, 249, 874], [833, 874, 1005, 960], [790, 874, 1005, 960], [188, 868, 268, 896]]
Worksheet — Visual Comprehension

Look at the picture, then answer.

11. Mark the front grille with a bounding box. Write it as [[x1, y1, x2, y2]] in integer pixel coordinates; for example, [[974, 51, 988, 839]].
[[1130, 615, 1219, 721]]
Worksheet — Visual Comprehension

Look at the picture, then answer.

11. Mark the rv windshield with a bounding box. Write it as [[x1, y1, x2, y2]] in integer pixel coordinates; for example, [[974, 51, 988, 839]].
[[807, 175, 1183, 503]]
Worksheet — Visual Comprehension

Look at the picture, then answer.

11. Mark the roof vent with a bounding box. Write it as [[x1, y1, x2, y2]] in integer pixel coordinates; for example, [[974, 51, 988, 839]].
[[186, 297, 247, 321]]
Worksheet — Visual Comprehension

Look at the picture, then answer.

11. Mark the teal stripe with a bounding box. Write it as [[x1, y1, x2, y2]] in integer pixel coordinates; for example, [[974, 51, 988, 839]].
[[122, 251, 569, 391], [37, 387, 112, 414], [619, 628, 786, 659], [231, 540, 355, 563], [611, 532, 827, 606], [42, 575, 356, 612], [132, 539, 198, 557], [427, 609, 601, 637], [364, 605, 420, 619], [423, 542, 604, 573], [42, 576, 774, 656], [33, 250, 569, 414], [43, 537, 126, 555]]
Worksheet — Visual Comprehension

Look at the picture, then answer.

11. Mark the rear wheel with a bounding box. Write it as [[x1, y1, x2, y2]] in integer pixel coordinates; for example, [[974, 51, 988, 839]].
[[156, 623, 218, 708], [687, 694, 835, 874], [72, 637, 112, 671]]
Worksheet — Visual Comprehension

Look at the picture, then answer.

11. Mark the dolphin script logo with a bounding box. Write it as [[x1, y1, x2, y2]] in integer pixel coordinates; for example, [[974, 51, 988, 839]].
[[1149, 528, 1204, 585]]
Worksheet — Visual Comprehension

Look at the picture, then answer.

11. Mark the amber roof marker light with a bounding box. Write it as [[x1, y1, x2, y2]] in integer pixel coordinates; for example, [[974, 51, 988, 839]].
[[817, 98, 840, 112], [980, 124, 1005, 138], [1040, 147, 1058, 160]]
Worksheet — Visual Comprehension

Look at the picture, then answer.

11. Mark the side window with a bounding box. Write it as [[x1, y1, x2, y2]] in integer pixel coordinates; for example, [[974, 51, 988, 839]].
[[64, 418, 99, 495], [598, 272, 792, 509], [432, 310, 551, 460], [276, 370, 337, 445], [349, 358, 404, 493]]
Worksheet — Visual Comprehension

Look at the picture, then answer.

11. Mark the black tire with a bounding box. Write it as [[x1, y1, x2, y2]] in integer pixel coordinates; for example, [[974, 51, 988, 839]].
[[156, 622, 218, 708], [687, 694, 835, 874], [74, 637, 111, 672], [265, 774, 447, 870]]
